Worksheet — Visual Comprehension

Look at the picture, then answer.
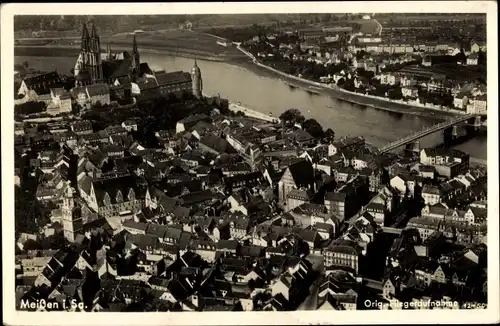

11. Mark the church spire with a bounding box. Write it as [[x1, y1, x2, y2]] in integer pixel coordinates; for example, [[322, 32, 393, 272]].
[[81, 23, 90, 51], [132, 34, 140, 74], [107, 44, 111, 59], [90, 23, 98, 39]]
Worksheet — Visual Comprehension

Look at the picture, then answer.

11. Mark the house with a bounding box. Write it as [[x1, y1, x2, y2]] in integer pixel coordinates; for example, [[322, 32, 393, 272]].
[[49, 88, 72, 114], [86, 83, 111, 107], [421, 203, 449, 220], [189, 240, 217, 263], [286, 189, 314, 211], [419, 148, 469, 175], [453, 92, 469, 110], [470, 41, 486, 53], [270, 258, 312, 302], [466, 53, 479, 66], [121, 120, 138, 132], [414, 165, 435, 179], [324, 192, 347, 222], [82, 175, 146, 218], [292, 227, 320, 250], [365, 202, 385, 226], [176, 114, 210, 134], [323, 239, 361, 274], [277, 159, 315, 203], [406, 217, 440, 242], [401, 87, 418, 98], [316, 271, 358, 310], [421, 185, 441, 206], [313, 223, 335, 240], [389, 174, 420, 197], [18, 71, 62, 96], [468, 94, 487, 115], [379, 73, 400, 86]]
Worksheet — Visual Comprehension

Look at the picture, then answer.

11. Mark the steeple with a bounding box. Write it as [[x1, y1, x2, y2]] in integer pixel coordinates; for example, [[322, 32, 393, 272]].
[[132, 34, 141, 69], [132, 34, 140, 75], [81, 23, 90, 51], [90, 23, 98, 39], [107, 44, 112, 60], [90, 23, 100, 53]]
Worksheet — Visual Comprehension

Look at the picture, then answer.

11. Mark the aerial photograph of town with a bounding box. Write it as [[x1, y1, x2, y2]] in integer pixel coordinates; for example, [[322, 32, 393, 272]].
[[10, 10, 491, 314]]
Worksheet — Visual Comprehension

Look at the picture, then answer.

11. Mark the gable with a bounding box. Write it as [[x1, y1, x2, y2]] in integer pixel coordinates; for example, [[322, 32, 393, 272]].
[[280, 168, 297, 188]]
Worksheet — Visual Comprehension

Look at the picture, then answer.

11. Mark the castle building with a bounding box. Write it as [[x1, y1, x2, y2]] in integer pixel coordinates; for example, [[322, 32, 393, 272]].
[[61, 186, 83, 243], [191, 60, 203, 98]]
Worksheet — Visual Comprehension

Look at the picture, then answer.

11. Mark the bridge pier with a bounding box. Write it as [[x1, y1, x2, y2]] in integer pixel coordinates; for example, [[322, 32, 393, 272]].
[[443, 127, 455, 147], [405, 141, 420, 153]]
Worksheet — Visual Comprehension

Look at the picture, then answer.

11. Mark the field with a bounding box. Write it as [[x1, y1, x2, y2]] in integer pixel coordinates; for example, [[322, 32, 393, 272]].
[[103, 30, 242, 56], [14, 14, 317, 39], [16, 29, 246, 60]]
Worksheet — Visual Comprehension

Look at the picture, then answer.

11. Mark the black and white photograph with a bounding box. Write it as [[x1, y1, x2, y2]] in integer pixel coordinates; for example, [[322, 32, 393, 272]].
[[2, 2, 498, 325]]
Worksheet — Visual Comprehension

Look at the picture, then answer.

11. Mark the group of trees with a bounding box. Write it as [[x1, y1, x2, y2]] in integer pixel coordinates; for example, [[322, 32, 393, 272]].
[[15, 166, 52, 236], [279, 108, 335, 142]]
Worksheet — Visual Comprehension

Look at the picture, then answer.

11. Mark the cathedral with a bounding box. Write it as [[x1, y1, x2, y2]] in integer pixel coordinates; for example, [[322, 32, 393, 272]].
[[73, 23, 203, 99]]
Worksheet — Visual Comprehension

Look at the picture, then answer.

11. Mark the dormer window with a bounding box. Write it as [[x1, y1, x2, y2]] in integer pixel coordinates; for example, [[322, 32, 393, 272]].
[[128, 188, 136, 201], [116, 190, 123, 203], [103, 192, 111, 206]]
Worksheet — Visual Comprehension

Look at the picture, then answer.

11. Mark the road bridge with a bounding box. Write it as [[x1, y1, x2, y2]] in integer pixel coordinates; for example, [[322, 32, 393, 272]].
[[379, 114, 479, 153]]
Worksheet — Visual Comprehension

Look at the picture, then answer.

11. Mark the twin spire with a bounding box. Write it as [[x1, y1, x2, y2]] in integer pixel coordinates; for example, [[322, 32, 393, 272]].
[[80, 22, 99, 52]]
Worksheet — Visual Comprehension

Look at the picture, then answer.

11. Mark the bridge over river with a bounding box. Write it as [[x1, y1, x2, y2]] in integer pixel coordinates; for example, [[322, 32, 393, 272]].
[[379, 114, 481, 154]]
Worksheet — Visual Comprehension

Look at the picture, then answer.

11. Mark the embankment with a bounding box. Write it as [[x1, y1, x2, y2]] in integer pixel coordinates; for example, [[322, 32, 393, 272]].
[[235, 45, 466, 120], [14, 45, 229, 62], [228, 102, 280, 123]]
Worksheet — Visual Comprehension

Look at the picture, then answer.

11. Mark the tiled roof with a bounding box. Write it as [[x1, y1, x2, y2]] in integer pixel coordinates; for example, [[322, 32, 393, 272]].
[[155, 71, 191, 86], [86, 83, 110, 97]]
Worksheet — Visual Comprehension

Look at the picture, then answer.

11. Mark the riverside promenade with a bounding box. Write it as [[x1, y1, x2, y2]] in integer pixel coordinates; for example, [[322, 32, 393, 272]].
[[228, 102, 280, 123], [203, 91, 280, 123]]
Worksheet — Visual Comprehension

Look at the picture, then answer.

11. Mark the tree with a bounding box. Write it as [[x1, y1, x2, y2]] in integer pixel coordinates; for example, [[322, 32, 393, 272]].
[[303, 118, 324, 139], [23, 239, 41, 251], [324, 128, 335, 142], [23, 61, 29, 69], [279, 108, 305, 124], [71, 103, 81, 115]]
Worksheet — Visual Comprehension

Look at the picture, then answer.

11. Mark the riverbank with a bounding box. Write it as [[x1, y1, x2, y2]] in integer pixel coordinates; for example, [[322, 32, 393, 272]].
[[14, 45, 235, 63], [235, 44, 466, 121], [228, 102, 280, 123], [14, 44, 466, 122]]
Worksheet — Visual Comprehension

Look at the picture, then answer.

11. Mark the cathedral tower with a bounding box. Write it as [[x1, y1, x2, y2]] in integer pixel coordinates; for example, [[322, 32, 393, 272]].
[[132, 35, 141, 76], [191, 60, 203, 98], [61, 186, 83, 243], [74, 23, 103, 85]]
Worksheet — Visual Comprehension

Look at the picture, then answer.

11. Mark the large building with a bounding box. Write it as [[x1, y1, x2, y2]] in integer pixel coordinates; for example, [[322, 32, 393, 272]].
[[73, 23, 203, 99], [74, 23, 143, 87], [74, 23, 104, 85]]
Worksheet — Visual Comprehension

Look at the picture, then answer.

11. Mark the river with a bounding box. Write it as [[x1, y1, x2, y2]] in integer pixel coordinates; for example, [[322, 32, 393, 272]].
[[15, 55, 487, 160]]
